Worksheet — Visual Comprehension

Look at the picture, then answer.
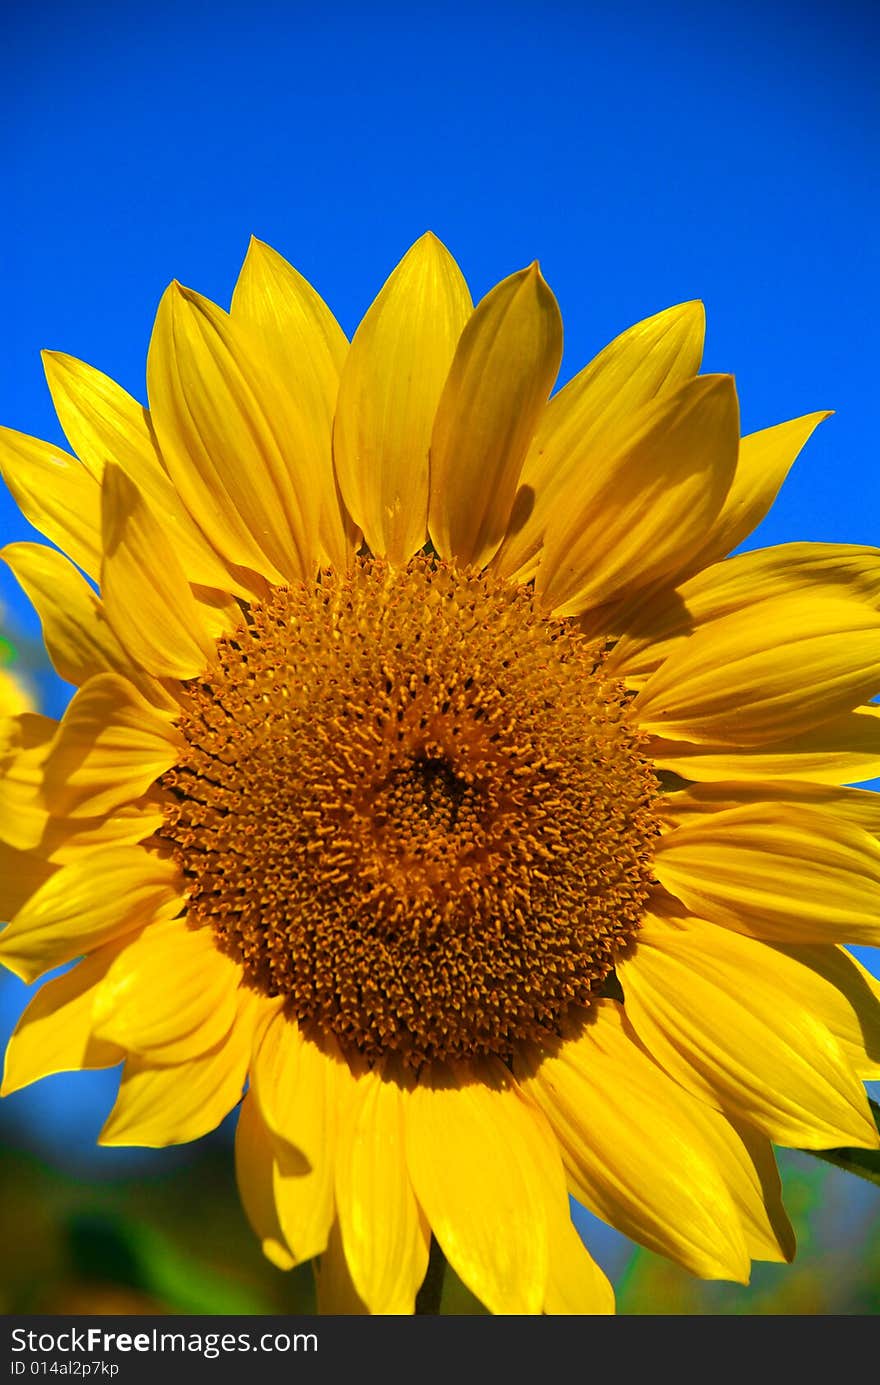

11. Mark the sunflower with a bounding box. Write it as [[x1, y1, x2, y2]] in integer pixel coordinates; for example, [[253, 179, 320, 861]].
[[1, 233, 879, 1316]]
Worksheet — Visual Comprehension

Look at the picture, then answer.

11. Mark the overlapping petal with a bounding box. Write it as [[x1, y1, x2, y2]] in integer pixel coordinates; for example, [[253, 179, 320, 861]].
[[234, 1093, 297, 1271], [147, 283, 320, 585], [2, 541, 176, 709], [0, 840, 54, 921], [0, 713, 55, 851], [537, 374, 739, 615], [517, 1001, 752, 1280], [492, 300, 705, 583], [101, 465, 219, 679], [250, 1019, 348, 1266], [687, 411, 831, 572], [334, 233, 471, 562], [635, 592, 880, 746], [649, 704, 880, 784], [0, 426, 101, 578], [428, 264, 562, 568], [335, 1065, 430, 1314], [91, 916, 240, 1063], [619, 913, 879, 1149], [404, 1060, 551, 1315], [654, 801, 880, 945], [99, 992, 262, 1147], [41, 350, 239, 592], [2, 939, 128, 1094], [659, 780, 880, 834], [0, 844, 181, 983], [231, 237, 355, 568], [609, 541, 880, 684], [43, 673, 181, 818]]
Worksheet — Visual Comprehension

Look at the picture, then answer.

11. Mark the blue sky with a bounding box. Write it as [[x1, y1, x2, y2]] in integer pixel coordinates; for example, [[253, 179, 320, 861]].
[[3, 3, 878, 667], [1, 0, 878, 1273]]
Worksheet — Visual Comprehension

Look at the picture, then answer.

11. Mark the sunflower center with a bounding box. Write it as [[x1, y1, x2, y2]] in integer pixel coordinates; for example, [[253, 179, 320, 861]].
[[158, 555, 659, 1067]]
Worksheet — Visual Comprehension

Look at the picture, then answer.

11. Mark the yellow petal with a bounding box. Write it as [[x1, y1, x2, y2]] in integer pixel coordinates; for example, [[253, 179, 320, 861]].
[[635, 592, 880, 746], [537, 375, 738, 616], [231, 237, 356, 568], [101, 465, 217, 679], [619, 913, 878, 1149], [335, 1066, 430, 1314], [725, 1120, 796, 1264], [147, 282, 319, 585], [429, 264, 562, 568], [234, 1093, 296, 1271], [537, 1002, 798, 1268], [333, 233, 472, 563], [0, 713, 55, 851], [0, 425, 101, 578], [0, 667, 33, 717], [248, 1014, 351, 1265], [273, 1139, 338, 1269], [405, 1060, 550, 1315], [2, 541, 176, 709], [1, 940, 128, 1095], [544, 1216, 615, 1315], [91, 917, 240, 1063], [43, 673, 182, 818], [516, 1001, 751, 1281], [44, 801, 167, 865], [762, 943, 880, 1080], [650, 704, 880, 785], [315, 1219, 369, 1314], [41, 350, 239, 593], [507, 1076, 617, 1315], [188, 582, 244, 644], [266, 1033, 350, 1267], [251, 1011, 343, 1170], [0, 840, 54, 921], [690, 411, 831, 570], [654, 801, 880, 945], [0, 843, 181, 982], [608, 541, 880, 683], [675, 1106, 795, 1265], [493, 299, 705, 583], [99, 1014, 253, 1147], [660, 780, 880, 835]]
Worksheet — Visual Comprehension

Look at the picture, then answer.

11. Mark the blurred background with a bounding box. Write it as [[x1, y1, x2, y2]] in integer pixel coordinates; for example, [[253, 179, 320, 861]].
[[1, 0, 878, 1314]]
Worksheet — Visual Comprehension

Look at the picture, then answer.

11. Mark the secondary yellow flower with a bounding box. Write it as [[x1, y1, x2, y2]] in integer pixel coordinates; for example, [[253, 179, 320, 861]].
[[1, 234, 879, 1315]]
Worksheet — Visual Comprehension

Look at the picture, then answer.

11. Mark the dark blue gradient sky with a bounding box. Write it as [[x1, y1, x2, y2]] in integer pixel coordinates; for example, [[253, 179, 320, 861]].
[[1, 0, 878, 1245]]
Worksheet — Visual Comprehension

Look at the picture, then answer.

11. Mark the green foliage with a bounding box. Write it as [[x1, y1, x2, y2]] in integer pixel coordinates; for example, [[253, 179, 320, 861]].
[[66, 1212, 288, 1315]]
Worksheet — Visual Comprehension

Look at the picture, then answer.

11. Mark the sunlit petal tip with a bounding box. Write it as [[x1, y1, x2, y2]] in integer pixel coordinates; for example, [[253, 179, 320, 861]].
[[39, 347, 65, 375], [670, 297, 706, 339], [409, 226, 457, 255]]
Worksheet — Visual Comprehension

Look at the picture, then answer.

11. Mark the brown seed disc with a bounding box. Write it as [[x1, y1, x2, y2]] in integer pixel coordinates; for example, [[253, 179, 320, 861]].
[[158, 556, 659, 1067]]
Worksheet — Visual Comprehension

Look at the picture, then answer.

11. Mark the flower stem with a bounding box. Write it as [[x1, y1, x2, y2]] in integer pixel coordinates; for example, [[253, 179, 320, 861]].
[[415, 1236, 447, 1315]]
